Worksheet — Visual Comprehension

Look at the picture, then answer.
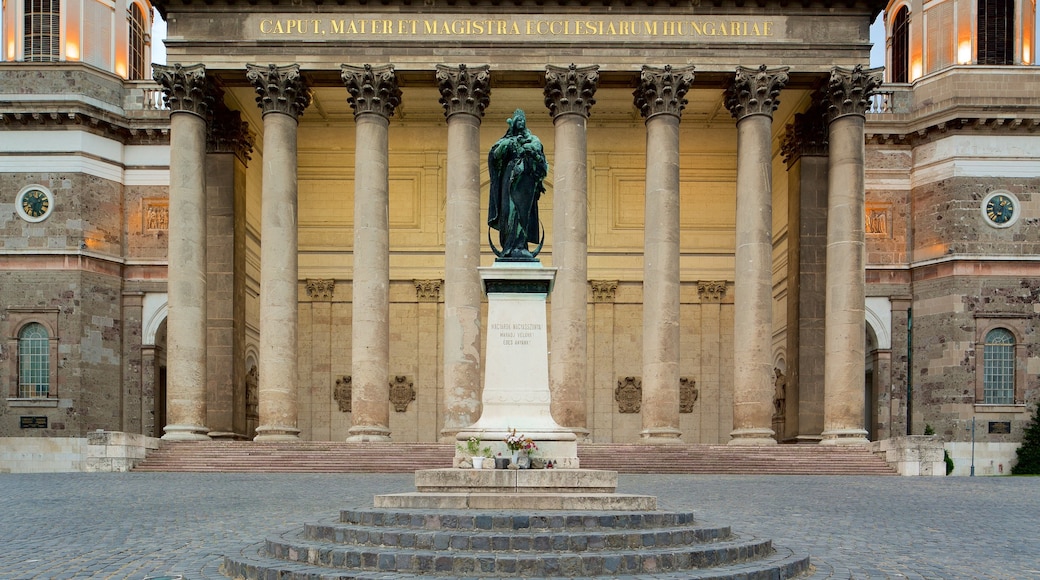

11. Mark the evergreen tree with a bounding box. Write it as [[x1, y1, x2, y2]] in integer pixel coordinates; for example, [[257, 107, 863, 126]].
[[1011, 403, 1040, 475]]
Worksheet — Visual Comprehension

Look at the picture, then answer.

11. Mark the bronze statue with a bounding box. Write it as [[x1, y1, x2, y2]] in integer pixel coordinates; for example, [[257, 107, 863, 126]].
[[488, 109, 548, 261]]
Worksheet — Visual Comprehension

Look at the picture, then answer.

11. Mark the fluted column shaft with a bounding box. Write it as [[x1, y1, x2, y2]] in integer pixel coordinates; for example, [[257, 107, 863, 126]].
[[821, 65, 883, 445], [724, 65, 789, 445], [437, 64, 490, 440], [246, 63, 310, 441], [153, 63, 212, 441], [343, 64, 401, 442], [545, 64, 599, 438], [633, 65, 694, 443]]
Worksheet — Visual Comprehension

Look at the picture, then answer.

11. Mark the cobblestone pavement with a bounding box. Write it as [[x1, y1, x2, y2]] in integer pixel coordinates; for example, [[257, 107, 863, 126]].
[[1, 472, 1037, 579]]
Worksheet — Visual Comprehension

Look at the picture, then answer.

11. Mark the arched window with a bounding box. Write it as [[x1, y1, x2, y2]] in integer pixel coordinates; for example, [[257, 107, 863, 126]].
[[18, 322, 50, 398], [978, 0, 1015, 65], [23, 0, 61, 62], [983, 328, 1015, 404], [128, 3, 147, 79], [891, 7, 910, 83]]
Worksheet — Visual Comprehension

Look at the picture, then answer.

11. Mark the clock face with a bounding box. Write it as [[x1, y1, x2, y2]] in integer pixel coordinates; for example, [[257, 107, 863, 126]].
[[983, 192, 1018, 228], [16, 186, 54, 223]]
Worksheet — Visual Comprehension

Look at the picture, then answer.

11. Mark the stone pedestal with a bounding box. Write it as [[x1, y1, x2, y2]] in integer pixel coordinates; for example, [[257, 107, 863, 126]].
[[457, 263, 578, 468]]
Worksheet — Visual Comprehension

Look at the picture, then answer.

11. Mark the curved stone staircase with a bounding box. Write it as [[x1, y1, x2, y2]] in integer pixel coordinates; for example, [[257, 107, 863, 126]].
[[220, 507, 812, 579]]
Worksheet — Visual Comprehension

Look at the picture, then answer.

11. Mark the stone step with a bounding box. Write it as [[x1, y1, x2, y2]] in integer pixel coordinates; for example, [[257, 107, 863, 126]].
[[336, 508, 697, 531]]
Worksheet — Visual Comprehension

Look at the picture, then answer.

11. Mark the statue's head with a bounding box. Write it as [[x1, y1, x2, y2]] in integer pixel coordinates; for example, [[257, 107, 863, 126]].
[[509, 109, 527, 133]]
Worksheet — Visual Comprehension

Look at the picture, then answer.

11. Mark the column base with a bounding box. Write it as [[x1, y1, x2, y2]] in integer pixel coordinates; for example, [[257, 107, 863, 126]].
[[161, 424, 211, 441], [728, 428, 777, 445], [639, 427, 683, 444], [795, 434, 823, 443], [346, 425, 392, 442], [254, 425, 301, 441], [820, 428, 870, 445], [571, 427, 592, 443]]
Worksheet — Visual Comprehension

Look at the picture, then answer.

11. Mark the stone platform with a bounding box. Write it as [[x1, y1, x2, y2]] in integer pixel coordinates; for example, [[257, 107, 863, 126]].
[[373, 468, 657, 510]]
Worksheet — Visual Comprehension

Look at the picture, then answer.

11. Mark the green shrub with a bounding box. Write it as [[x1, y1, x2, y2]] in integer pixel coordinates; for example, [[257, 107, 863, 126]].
[[944, 449, 954, 476], [1011, 403, 1040, 475], [924, 424, 935, 436]]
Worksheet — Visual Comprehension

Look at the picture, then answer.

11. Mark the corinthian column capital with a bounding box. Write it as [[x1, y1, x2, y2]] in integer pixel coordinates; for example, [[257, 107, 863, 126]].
[[633, 65, 695, 120], [341, 64, 402, 120], [152, 63, 213, 119], [823, 65, 884, 122], [544, 64, 600, 119], [781, 100, 829, 165], [207, 106, 255, 162], [245, 63, 311, 120], [724, 65, 790, 122], [436, 64, 491, 120]]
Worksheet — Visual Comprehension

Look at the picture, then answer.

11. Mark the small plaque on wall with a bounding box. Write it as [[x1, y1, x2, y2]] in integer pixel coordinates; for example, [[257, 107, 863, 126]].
[[988, 421, 1011, 434], [20, 416, 48, 429]]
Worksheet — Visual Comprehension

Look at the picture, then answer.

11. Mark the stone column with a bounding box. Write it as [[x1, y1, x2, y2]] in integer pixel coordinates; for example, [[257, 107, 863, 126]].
[[633, 65, 694, 443], [342, 64, 401, 442], [152, 63, 213, 440], [723, 65, 789, 445], [245, 63, 311, 441], [436, 64, 491, 441], [781, 102, 829, 442], [205, 106, 254, 439], [544, 64, 599, 439], [820, 65, 882, 445]]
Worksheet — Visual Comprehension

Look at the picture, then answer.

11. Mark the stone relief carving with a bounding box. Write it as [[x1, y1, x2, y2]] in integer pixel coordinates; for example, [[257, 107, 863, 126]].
[[773, 368, 787, 418], [414, 279, 442, 303], [865, 207, 890, 236], [590, 280, 618, 303], [679, 377, 699, 413], [389, 375, 416, 412], [615, 376, 642, 413], [306, 279, 335, 301], [334, 375, 352, 413], [698, 281, 727, 303], [245, 365, 259, 422], [144, 202, 169, 231]]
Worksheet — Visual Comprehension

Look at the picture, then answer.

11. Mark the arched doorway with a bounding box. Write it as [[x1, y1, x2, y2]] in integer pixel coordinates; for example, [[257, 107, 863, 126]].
[[864, 325, 879, 441], [153, 320, 168, 438]]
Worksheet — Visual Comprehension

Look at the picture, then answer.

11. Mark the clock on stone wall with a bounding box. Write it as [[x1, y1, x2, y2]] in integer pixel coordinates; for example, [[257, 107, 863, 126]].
[[982, 191, 1019, 228], [16, 185, 54, 223]]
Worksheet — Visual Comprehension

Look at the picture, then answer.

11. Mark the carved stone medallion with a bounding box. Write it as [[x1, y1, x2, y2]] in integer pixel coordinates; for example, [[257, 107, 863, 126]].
[[615, 376, 642, 413], [389, 375, 416, 412], [679, 377, 699, 413]]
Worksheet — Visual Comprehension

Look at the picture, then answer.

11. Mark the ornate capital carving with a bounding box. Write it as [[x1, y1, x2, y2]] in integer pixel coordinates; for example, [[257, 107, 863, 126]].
[[679, 377, 698, 413], [823, 65, 884, 122], [341, 64, 402, 120], [615, 377, 642, 413], [334, 376, 352, 413], [698, 281, 727, 303], [207, 107, 254, 162], [436, 64, 491, 119], [724, 65, 790, 122], [306, 279, 335, 301], [389, 375, 416, 412], [633, 65, 695, 120], [152, 63, 213, 118], [781, 100, 829, 164], [590, 280, 618, 303], [544, 64, 600, 119], [245, 63, 311, 120], [414, 279, 443, 303]]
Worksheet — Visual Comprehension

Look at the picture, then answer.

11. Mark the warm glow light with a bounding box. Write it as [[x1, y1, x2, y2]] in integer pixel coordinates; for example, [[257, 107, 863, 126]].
[[66, 43, 80, 60], [957, 41, 972, 65], [1025, 44, 1033, 65], [116, 61, 127, 78], [6, 40, 14, 61], [910, 59, 923, 82]]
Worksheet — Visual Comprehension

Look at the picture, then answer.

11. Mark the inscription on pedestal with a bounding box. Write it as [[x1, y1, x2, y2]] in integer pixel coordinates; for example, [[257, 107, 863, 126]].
[[490, 322, 543, 347]]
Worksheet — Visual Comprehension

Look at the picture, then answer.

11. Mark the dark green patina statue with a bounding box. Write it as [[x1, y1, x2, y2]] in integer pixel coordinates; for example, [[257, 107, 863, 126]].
[[488, 109, 548, 261]]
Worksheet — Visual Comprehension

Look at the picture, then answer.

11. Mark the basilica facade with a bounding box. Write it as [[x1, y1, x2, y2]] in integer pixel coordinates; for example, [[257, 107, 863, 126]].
[[1, 0, 1037, 472]]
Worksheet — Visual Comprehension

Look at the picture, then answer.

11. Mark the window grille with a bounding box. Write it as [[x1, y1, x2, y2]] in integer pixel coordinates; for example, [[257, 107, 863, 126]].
[[891, 7, 910, 83], [978, 0, 1014, 65], [983, 328, 1015, 404], [128, 4, 147, 79], [18, 323, 50, 398], [23, 0, 60, 62]]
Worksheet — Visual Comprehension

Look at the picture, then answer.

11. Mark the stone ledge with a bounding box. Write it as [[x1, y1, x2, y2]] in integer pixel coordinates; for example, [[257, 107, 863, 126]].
[[415, 468, 617, 493], [373, 492, 657, 511]]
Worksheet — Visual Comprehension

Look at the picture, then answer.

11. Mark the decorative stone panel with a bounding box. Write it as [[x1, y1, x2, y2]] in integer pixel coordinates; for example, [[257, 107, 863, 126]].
[[679, 377, 698, 413], [334, 376, 352, 413], [590, 280, 618, 303], [615, 376, 642, 413], [306, 279, 335, 301], [698, 281, 727, 303], [866, 205, 891, 237], [389, 375, 416, 412], [143, 200, 169, 231], [414, 279, 442, 303]]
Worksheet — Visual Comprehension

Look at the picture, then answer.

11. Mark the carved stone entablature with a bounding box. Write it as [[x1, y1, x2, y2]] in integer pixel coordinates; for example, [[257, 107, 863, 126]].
[[698, 281, 727, 303], [544, 64, 600, 120], [823, 65, 884, 122], [334, 376, 352, 413], [590, 280, 618, 303], [436, 64, 491, 119], [306, 279, 335, 301], [781, 101, 829, 165], [152, 63, 213, 119], [207, 106, 254, 163], [389, 375, 416, 412], [633, 65, 695, 120], [679, 377, 699, 414], [341, 64, 402, 120], [724, 65, 790, 122], [414, 279, 443, 303], [615, 376, 642, 413], [245, 63, 311, 120]]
